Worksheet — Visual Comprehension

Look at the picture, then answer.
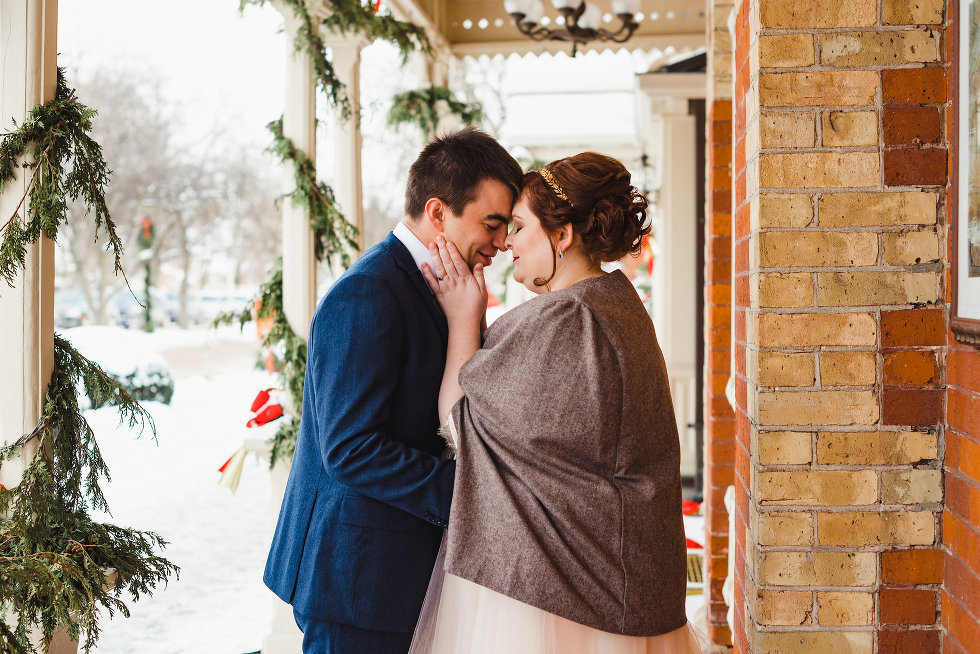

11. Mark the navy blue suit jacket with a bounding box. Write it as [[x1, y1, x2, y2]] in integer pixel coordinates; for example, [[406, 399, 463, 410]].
[[263, 232, 456, 633]]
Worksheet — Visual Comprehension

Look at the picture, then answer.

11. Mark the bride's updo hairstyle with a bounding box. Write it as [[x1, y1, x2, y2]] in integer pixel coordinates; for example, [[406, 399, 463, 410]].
[[522, 152, 650, 287]]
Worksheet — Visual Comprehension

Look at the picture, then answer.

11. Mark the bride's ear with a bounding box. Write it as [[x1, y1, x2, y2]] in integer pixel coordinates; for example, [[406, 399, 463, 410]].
[[556, 224, 574, 256]]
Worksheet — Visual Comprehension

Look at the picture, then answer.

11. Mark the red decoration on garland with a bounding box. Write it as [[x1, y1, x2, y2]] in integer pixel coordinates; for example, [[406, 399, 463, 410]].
[[682, 499, 701, 515], [247, 403, 283, 428], [250, 389, 271, 412], [685, 537, 703, 550], [141, 216, 153, 240], [373, 0, 382, 12]]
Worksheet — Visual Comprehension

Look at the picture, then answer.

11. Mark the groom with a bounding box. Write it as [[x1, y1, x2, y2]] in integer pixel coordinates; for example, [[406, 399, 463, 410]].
[[264, 128, 524, 653]]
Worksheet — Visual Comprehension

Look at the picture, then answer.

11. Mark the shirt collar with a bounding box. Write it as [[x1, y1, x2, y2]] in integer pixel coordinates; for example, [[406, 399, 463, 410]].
[[393, 221, 435, 272]]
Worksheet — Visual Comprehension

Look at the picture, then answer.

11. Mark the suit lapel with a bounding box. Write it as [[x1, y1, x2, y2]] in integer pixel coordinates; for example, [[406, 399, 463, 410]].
[[383, 233, 449, 342]]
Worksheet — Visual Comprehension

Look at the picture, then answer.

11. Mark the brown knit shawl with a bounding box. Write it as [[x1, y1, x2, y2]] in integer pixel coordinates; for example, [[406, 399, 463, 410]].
[[444, 270, 688, 637]]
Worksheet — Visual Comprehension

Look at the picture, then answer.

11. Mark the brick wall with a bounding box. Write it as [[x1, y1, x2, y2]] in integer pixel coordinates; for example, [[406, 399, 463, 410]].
[[944, 0, 980, 645], [705, 0, 735, 645], [728, 0, 947, 650]]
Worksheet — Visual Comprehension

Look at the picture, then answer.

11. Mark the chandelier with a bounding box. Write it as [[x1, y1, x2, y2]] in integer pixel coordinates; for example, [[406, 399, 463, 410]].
[[503, 0, 641, 55]]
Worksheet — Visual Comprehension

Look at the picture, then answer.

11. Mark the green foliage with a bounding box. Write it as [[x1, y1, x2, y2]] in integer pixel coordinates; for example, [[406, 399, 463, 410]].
[[215, 260, 308, 466], [0, 68, 124, 289], [90, 365, 175, 409], [388, 86, 484, 140], [267, 117, 359, 266], [0, 337, 177, 653], [240, 0, 429, 119]]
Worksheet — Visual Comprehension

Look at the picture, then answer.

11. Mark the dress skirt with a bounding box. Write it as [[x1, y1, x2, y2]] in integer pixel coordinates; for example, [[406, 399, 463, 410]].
[[409, 539, 712, 654]]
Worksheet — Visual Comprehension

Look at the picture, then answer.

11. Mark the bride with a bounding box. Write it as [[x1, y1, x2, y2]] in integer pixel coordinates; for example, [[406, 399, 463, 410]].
[[411, 152, 710, 654]]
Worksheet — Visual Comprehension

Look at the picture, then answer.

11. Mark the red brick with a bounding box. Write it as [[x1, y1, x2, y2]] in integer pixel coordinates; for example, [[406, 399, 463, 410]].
[[944, 592, 980, 654], [883, 67, 948, 104], [708, 283, 732, 305], [878, 629, 941, 654], [711, 145, 733, 170], [884, 147, 948, 186], [880, 588, 938, 624], [945, 555, 980, 618], [882, 309, 946, 346], [708, 418, 735, 441], [882, 549, 944, 584], [959, 432, 980, 483], [707, 235, 732, 262], [708, 623, 732, 646], [950, 348, 980, 392], [883, 350, 940, 386], [882, 388, 944, 426], [883, 106, 942, 145], [713, 120, 733, 144], [712, 189, 732, 213], [948, 388, 976, 435], [710, 212, 733, 237]]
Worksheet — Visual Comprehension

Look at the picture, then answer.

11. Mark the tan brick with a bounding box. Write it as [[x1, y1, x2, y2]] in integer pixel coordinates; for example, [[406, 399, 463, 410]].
[[760, 0, 877, 28], [758, 470, 878, 506], [817, 271, 938, 306], [755, 589, 813, 626], [817, 510, 935, 546], [759, 193, 813, 228], [713, 76, 733, 100], [714, 31, 733, 53], [760, 152, 879, 188], [819, 192, 937, 227], [822, 111, 878, 147], [760, 34, 815, 68], [883, 230, 940, 265], [817, 431, 939, 465], [759, 232, 878, 267], [757, 351, 816, 386], [758, 511, 814, 546], [755, 272, 814, 308], [819, 31, 939, 67], [817, 592, 874, 626], [758, 551, 877, 586], [883, 0, 944, 24], [760, 71, 878, 107], [820, 351, 877, 386], [882, 470, 943, 504], [755, 631, 873, 654], [759, 390, 879, 426], [758, 312, 877, 347], [758, 431, 813, 465], [761, 112, 816, 148]]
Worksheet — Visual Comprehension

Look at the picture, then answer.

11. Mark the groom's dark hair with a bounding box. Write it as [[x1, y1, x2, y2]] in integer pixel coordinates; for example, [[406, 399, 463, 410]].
[[405, 127, 524, 221]]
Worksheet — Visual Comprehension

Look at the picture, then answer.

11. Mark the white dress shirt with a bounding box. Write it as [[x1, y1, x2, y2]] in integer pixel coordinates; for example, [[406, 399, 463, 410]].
[[393, 221, 435, 272]]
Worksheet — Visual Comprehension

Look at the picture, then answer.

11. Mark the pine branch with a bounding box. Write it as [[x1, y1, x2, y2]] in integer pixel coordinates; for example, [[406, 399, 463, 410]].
[[0, 69, 127, 290], [388, 86, 484, 140]]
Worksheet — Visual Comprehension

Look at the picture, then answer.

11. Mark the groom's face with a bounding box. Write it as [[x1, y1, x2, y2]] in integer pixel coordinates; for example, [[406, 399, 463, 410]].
[[440, 178, 514, 269]]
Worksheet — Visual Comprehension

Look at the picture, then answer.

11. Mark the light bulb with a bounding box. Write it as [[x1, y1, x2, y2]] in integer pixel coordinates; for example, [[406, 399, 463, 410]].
[[577, 3, 602, 29], [522, 0, 545, 24], [504, 0, 532, 14], [611, 0, 640, 15], [551, 0, 583, 9]]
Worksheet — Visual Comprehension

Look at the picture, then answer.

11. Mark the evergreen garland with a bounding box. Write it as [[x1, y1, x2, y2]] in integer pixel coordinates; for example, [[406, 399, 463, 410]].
[[0, 69, 176, 652], [267, 117, 359, 265], [240, 0, 430, 118], [0, 337, 178, 653], [388, 86, 484, 140], [0, 69, 125, 289], [217, 117, 360, 465]]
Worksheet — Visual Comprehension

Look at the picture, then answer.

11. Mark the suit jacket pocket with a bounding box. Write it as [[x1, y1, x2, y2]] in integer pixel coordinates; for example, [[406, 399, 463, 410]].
[[339, 493, 423, 533]]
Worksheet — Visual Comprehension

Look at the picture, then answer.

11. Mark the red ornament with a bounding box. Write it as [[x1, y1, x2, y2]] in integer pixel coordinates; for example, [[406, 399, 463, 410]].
[[685, 537, 703, 550], [141, 216, 153, 239], [250, 389, 271, 412], [247, 403, 283, 428], [373, 0, 381, 12], [682, 499, 701, 516]]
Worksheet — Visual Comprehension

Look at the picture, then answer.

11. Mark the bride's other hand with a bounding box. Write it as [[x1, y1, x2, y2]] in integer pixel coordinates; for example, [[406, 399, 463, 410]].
[[421, 236, 487, 328]]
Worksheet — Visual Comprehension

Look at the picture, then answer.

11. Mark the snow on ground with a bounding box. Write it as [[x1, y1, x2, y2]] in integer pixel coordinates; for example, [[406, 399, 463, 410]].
[[75, 326, 277, 654]]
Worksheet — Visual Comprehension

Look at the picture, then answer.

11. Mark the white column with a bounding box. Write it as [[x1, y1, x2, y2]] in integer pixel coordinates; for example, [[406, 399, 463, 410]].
[[326, 35, 366, 252], [280, 8, 317, 339], [650, 100, 698, 478], [0, 0, 57, 488]]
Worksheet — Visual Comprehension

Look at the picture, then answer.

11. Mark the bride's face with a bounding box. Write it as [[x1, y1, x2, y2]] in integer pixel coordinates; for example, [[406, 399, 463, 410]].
[[505, 195, 556, 294]]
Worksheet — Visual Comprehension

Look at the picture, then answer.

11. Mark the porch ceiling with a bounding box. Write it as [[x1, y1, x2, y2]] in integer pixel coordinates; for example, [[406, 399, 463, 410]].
[[386, 0, 706, 57]]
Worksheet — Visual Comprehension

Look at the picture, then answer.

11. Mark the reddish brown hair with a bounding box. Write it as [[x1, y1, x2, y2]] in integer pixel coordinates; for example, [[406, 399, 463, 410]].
[[522, 152, 650, 287]]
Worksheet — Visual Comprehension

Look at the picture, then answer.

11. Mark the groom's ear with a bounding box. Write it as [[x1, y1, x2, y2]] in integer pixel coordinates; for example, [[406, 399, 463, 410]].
[[424, 198, 447, 234]]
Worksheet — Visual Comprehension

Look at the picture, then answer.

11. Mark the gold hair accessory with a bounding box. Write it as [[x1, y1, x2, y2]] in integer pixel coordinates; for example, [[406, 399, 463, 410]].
[[539, 168, 573, 207]]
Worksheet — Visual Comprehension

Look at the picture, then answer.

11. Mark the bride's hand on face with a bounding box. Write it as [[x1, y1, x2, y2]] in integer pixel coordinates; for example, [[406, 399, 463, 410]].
[[421, 236, 488, 328]]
